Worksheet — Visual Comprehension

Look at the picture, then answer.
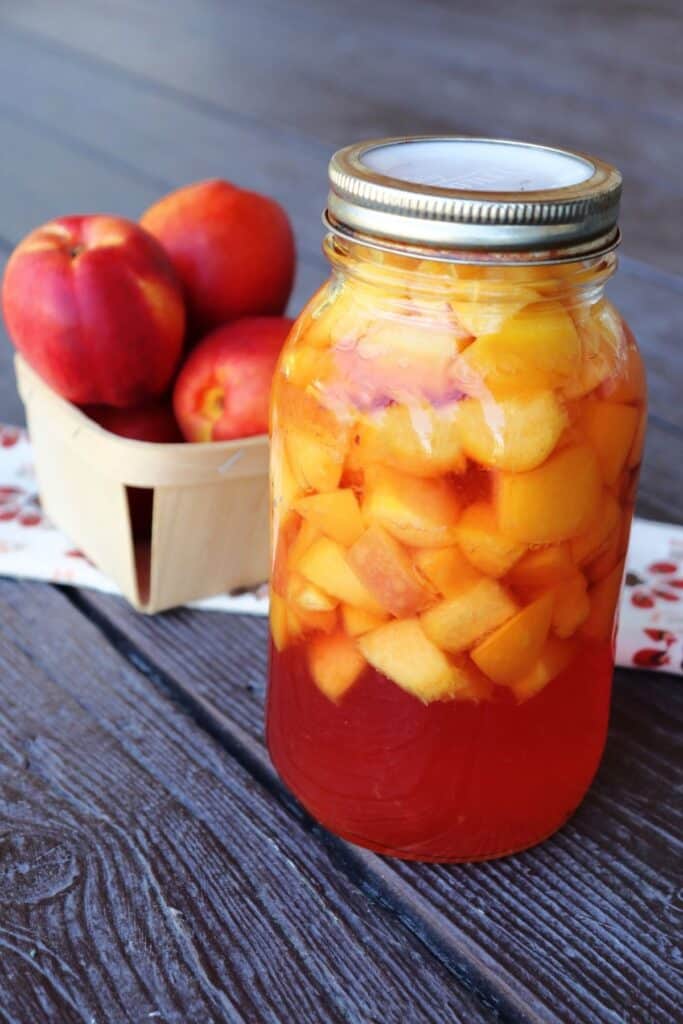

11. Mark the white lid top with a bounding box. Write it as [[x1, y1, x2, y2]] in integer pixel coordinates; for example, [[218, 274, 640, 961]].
[[327, 136, 622, 256]]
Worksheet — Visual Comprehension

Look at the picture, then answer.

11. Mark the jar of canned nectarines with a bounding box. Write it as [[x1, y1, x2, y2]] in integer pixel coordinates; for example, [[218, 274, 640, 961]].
[[267, 137, 646, 862]]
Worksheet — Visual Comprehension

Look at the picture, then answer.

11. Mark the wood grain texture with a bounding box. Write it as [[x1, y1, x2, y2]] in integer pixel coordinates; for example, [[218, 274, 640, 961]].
[[0, 579, 494, 1024], [78, 592, 683, 1024]]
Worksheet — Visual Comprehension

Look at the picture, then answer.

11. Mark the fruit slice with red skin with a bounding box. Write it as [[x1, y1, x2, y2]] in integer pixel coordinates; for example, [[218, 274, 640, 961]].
[[455, 391, 567, 472], [413, 545, 481, 597], [512, 637, 576, 702], [362, 466, 461, 548], [496, 443, 601, 544], [471, 592, 555, 686], [581, 561, 625, 641], [297, 537, 385, 615], [286, 520, 321, 571], [420, 578, 517, 653], [141, 179, 295, 333], [347, 524, 434, 617], [294, 489, 365, 547], [358, 618, 470, 702], [307, 631, 366, 701], [456, 502, 526, 577], [341, 604, 390, 637], [174, 317, 293, 442], [580, 400, 640, 485]]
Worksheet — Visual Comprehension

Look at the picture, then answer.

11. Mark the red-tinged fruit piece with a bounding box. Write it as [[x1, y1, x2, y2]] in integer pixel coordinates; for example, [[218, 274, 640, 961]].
[[174, 316, 292, 441], [141, 179, 295, 333], [2, 215, 185, 407]]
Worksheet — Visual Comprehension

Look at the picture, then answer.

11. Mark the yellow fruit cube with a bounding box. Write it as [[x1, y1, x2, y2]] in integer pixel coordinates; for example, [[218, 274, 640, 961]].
[[455, 391, 567, 472], [471, 592, 554, 686], [270, 591, 289, 652], [563, 301, 622, 399], [347, 524, 433, 617], [285, 429, 345, 493], [296, 607, 338, 634], [508, 544, 574, 589], [307, 631, 366, 701], [552, 570, 590, 638], [288, 573, 338, 613], [287, 519, 322, 571], [358, 618, 468, 702], [461, 302, 581, 397], [570, 491, 621, 565], [456, 502, 526, 577], [450, 277, 538, 336], [271, 443, 302, 516], [496, 443, 601, 544], [512, 638, 576, 702], [581, 401, 640, 486], [413, 545, 481, 597], [294, 488, 365, 547], [298, 536, 385, 615], [341, 604, 390, 637], [420, 578, 517, 653], [358, 402, 466, 477], [581, 561, 625, 641], [362, 466, 461, 548]]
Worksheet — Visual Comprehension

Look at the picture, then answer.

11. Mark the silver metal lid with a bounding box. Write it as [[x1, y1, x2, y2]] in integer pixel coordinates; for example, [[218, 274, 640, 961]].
[[326, 136, 622, 256]]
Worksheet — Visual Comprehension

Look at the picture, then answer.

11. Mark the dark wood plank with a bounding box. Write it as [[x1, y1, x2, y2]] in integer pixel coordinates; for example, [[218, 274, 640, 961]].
[[78, 592, 683, 1024], [2, 0, 681, 273], [0, 579, 497, 1024]]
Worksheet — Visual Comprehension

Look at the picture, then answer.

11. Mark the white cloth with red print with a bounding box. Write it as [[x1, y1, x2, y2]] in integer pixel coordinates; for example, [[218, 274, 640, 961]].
[[0, 425, 680, 674]]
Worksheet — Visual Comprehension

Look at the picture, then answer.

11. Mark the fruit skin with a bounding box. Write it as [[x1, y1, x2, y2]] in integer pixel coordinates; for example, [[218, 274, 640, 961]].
[[141, 179, 295, 333], [347, 524, 433, 617], [83, 400, 183, 443], [2, 215, 185, 407], [512, 637, 576, 702], [174, 317, 293, 441]]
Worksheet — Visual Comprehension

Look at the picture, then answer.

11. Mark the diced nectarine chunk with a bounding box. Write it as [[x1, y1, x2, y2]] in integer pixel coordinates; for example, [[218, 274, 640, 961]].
[[286, 430, 345, 493], [512, 637, 576, 702], [497, 443, 601, 544], [288, 572, 338, 613], [508, 544, 574, 589], [294, 489, 365, 547], [307, 631, 366, 701], [455, 391, 567, 472], [341, 604, 390, 637], [362, 467, 461, 548], [358, 402, 466, 477], [420, 578, 517, 653], [297, 536, 384, 615], [449, 663, 495, 702], [456, 502, 526, 577], [296, 606, 338, 634], [358, 618, 468, 702], [581, 561, 624, 642], [413, 545, 481, 597], [461, 302, 581, 397], [600, 325, 646, 404], [471, 592, 554, 686], [347, 524, 433, 617], [552, 569, 590, 638], [563, 300, 622, 399], [271, 443, 303, 516], [449, 277, 538, 336], [581, 400, 639, 485], [270, 591, 289, 652], [570, 491, 621, 565], [272, 513, 301, 597], [287, 519, 321, 571], [301, 279, 374, 350]]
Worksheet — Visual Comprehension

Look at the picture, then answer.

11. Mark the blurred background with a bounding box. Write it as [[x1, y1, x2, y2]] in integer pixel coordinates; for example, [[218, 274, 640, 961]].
[[0, 0, 680, 510]]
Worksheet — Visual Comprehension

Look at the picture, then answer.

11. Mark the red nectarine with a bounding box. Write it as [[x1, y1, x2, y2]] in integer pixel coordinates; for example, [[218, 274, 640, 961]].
[[173, 316, 293, 442], [141, 179, 295, 333], [2, 215, 186, 407]]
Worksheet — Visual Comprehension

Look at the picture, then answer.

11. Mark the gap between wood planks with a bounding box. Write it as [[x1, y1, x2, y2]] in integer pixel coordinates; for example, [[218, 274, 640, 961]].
[[60, 584, 547, 1024]]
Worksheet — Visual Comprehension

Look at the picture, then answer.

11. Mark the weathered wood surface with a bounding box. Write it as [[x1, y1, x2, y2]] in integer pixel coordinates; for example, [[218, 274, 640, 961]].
[[0, 580, 494, 1024], [0, 0, 681, 1021]]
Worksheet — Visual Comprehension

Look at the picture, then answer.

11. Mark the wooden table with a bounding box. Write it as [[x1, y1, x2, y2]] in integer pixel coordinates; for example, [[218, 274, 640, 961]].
[[0, 2, 680, 1021]]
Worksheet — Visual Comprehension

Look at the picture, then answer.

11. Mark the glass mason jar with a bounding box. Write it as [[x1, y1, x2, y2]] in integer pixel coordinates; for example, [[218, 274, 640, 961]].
[[266, 137, 646, 862]]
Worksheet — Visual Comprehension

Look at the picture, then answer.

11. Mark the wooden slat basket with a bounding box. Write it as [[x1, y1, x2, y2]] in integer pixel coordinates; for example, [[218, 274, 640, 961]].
[[16, 355, 270, 613]]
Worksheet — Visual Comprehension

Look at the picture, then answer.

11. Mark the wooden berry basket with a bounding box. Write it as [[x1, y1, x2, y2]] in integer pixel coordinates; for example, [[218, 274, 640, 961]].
[[15, 355, 270, 613]]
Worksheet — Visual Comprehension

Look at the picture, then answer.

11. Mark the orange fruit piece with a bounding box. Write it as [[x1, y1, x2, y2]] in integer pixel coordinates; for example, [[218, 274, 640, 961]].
[[508, 544, 574, 589], [341, 604, 390, 637], [297, 536, 385, 615], [580, 400, 640, 485], [294, 488, 365, 547], [456, 502, 527, 577], [307, 631, 366, 701], [455, 391, 567, 472], [471, 592, 555, 686], [512, 637, 576, 702], [362, 466, 461, 548], [420, 578, 517, 653], [413, 545, 481, 597], [358, 618, 470, 702]]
